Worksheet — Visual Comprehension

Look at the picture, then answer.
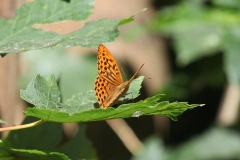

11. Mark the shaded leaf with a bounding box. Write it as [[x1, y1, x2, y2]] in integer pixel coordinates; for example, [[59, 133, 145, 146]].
[[132, 127, 240, 160], [148, 1, 240, 85], [58, 125, 96, 159], [6, 149, 70, 160], [0, 117, 96, 159], [213, 0, 240, 9], [132, 135, 164, 160], [163, 127, 240, 160]]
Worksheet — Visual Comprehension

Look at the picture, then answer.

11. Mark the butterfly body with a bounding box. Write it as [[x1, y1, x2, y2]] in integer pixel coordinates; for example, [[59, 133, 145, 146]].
[[94, 44, 144, 109]]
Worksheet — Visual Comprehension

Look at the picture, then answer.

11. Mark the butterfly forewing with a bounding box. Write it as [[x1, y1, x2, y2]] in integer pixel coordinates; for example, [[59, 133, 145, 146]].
[[97, 44, 123, 85]]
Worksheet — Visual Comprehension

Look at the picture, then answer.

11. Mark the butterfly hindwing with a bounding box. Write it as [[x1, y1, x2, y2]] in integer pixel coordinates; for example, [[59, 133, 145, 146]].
[[94, 76, 109, 106]]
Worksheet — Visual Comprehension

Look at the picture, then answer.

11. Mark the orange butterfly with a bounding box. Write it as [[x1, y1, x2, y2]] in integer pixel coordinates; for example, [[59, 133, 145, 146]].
[[94, 44, 144, 109]]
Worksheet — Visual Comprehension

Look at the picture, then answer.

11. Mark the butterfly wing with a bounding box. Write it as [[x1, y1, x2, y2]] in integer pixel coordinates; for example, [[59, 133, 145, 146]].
[[98, 64, 145, 108], [97, 44, 123, 85], [106, 64, 145, 106], [94, 76, 108, 107], [94, 75, 118, 108], [95, 44, 144, 109]]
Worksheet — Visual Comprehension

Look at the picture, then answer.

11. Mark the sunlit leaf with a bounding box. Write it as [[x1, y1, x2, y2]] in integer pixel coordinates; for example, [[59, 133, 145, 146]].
[[20, 75, 202, 122]]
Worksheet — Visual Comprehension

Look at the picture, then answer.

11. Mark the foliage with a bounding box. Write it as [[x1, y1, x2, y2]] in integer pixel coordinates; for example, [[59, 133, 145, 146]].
[[0, 0, 202, 125], [0, 0, 205, 159], [0, 117, 96, 160], [131, 0, 240, 159], [20, 75, 201, 122], [149, 0, 240, 84], [132, 127, 240, 160], [0, 0, 120, 54]]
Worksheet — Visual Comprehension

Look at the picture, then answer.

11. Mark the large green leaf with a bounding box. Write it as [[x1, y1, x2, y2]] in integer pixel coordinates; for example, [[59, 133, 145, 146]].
[[0, 0, 145, 55], [20, 75, 202, 122], [0, 0, 120, 54]]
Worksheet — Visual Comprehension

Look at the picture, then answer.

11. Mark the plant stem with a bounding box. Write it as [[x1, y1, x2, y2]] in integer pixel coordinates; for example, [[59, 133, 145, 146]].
[[0, 119, 45, 132]]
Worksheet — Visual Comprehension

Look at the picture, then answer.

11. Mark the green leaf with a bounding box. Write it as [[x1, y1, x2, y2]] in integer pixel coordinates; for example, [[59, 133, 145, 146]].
[[132, 135, 164, 160], [5, 149, 70, 160], [5, 118, 63, 150], [147, 1, 240, 85], [213, 0, 240, 9], [132, 127, 240, 160], [0, 0, 91, 53], [0, 0, 146, 55], [58, 125, 96, 159], [163, 127, 240, 160], [20, 75, 62, 110], [149, 2, 240, 66], [153, 5, 222, 65], [0, 117, 96, 159], [20, 75, 144, 115], [20, 48, 97, 101], [0, 0, 120, 54], [58, 18, 120, 48], [119, 8, 147, 26], [20, 75, 202, 122]]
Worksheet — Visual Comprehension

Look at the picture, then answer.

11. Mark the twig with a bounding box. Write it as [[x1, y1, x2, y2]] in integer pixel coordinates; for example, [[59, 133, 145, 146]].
[[217, 84, 240, 125], [0, 119, 44, 132], [106, 118, 144, 155]]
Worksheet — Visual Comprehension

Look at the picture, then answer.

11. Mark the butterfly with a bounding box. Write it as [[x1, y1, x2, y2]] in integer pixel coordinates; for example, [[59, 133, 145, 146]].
[[94, 44, 144, 109]]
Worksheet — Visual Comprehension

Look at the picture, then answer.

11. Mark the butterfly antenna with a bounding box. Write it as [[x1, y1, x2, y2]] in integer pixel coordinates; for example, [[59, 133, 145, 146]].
[[128, 64, 144, 82]]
